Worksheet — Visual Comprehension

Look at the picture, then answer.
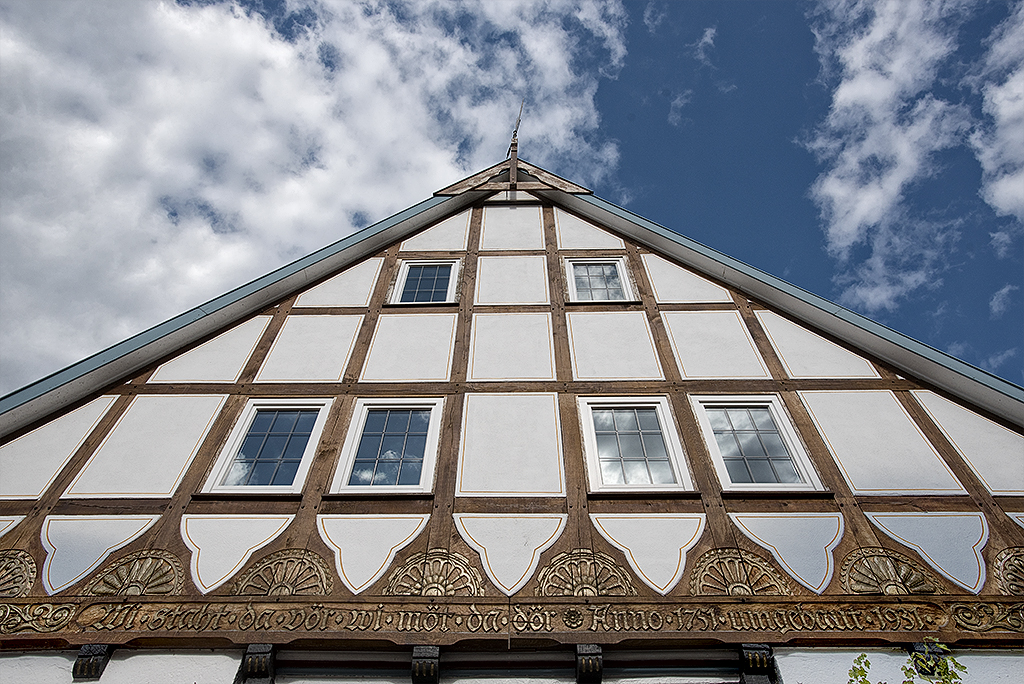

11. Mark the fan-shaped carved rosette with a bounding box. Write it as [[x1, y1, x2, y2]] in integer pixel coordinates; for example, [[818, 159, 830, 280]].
[[0, 550, 36, 598], [233, 549, 333, 596], [840, 547, 944, 596], [85, 550, 184, 596], [535, 549, 638, 597], [689, 548, 792, 596], [384, 549, 483, 597], [994, 547, 1024, 596]]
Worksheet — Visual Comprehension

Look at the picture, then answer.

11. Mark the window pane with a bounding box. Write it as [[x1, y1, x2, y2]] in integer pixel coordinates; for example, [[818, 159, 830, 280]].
[[238, 434, 265, 461], [223, 461, 251, 486], [725, 458, 752, 483], [642, 433, 668, 460], [760, 432, 789, 459], [398, 461, 422, 486], [708, 405, 801, 486], [355, 433, 382, 461], [272, 461, 301, 486], [401, 264, 452, 302], [404, 434, 427, 460], [593, 409, 615, 431], [363, 410, 387, 433], [374, 461, 400, 485], [726, 408, 754, 431], [596, 434, 619, 460], [249, 412, 275, 433], [385, 410, 411, 433], [600, 460, 624, 484], [260, 435, 289, 461], [749, 408, 774, 430], [349, 406, 433, 486], [613, 409, 639, 431], [248, 461, 278, 486], [714, 433, 742, 459], [380, 435, 405, 460], [592, 405, 677, 487], [410, 410, 431, 433], [618, 434, 644, 460], [281, 434, 309, 461], [706, 408, 731, 431], [623, 460, 651, 484], [648, 460, 675, 484], [736, 432, 767, 460], [637, 409, 660, 431], [747, 459, 776, 483], [772, 459, 802, 483], [349, 461, 375, 485]]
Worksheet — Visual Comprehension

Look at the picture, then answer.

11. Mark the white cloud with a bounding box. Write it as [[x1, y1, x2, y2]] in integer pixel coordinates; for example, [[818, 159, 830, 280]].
[[667, 90, 692, 126], [806, 0, 974, 312], [970, 1, 1024, 246], [980, 347, 1019, 373], [989, 283, 1019, 318], [691, 26, 717, 66], [643, 2, 665, 34], [0, 0, 628, 394]]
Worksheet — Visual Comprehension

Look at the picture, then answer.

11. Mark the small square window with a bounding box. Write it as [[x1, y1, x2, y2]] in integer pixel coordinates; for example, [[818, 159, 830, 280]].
[[203, 399, 332, 494], [331, 397, 444, 493], [691, 395, 822, 491], [578, 396, 693, 492], [392, 260, 460, 304], [565, 257, 635, 302]]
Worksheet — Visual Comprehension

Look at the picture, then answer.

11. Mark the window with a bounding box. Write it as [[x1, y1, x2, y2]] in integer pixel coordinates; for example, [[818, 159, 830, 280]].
[[565, 257, 635, 302], [691, 395, 822, 491], [203, 399, 332, 494], [578, 396, 693, 492], [331, 397, 444, 493], [392, 260, 460, 304]]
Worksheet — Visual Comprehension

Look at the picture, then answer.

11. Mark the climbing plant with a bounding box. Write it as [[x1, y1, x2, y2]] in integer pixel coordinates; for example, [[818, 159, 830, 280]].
[[847, 639, 967, 684]]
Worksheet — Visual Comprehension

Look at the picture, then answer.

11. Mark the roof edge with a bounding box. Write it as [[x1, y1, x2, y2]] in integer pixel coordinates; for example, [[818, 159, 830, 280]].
[[541, 189, 1024, 427], [0, 191, 483, 437]]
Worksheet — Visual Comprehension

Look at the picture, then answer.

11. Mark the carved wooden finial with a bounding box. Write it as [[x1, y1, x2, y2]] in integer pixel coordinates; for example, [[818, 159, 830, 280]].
[[508, 99, 525, 188]]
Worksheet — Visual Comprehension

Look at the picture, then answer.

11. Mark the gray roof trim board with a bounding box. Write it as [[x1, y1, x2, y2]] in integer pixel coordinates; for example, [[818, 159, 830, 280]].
[[2, 161, 1021, 437]]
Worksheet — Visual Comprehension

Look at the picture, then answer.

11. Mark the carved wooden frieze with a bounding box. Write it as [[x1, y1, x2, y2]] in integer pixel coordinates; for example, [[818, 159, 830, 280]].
[[0, 549, 36, 598], [689, 548, 792, 596], [383, 549, 483, 597], [85, 550, 184, 597], [535, 549, 637, 597], [2, 598, 1021, 641], [840, 547, 944, 596], [994, 547, 1024, 596], [233, 549, 333, 597]]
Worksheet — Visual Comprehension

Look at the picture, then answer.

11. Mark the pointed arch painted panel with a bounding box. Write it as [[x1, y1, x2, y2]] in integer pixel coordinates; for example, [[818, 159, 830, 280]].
[[455, 514, 567, 596], [400, 210, 471, 252], [729, 513, 844, 594], [0, 395, 117, 499], [294, 257, 385, 308], [317, 515, 429, 594], [754, 310, 878, 379], [41, 515, 159, 594], [662, 311, 771, 379], [554, 208, 625, 250], [480, 206, 545, 251], [640, 253, 732, 303], [148, 316, 271, 383], [912, 390, 1024, 495], [65, 394, 227, 498], [181, 515, 294, 594], [590, 514, 706, 595], [866, 512, 989, 593], [0, 516, 26, 541]]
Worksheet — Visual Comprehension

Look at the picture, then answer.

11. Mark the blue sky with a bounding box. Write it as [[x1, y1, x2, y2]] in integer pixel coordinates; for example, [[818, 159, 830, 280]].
[[1, 0, 1021, 395]]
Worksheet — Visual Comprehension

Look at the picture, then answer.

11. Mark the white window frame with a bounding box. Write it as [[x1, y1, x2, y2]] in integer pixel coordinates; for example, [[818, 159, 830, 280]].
[[564, 256, 636, 302], [203, 398, 333, 494], [390, 259, 461, 305], [330, 397, 445, 494], [690, 394, 823, 492], [578, 396, 694, 492]]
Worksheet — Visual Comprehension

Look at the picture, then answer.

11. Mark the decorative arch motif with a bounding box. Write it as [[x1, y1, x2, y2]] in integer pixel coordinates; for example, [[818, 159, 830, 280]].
[[232, 549, 333, 596], [85, 549, 184, 596], [689, 548, 792, 597], [535, 549, 637, 597], [994, 547, 1024, 596], [0, 549, 36, 598], [383, 549, 483, 597], [840, 547, 944, 596]]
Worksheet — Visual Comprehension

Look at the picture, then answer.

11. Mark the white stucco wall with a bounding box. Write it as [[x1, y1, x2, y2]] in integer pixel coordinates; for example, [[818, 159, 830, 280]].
[[775, 647, 1024, 684]]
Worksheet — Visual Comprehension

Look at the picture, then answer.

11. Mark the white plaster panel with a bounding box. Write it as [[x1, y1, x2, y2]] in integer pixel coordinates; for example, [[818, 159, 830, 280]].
[[149, 316, 271, 383], [590, 514, 706, 595], [912, 390, 1024, 495], [474, 255, 550, 305], [662, 311, 770, 379], [554, 207, 625, 250], [457, 393, 565, 496], [754, 310, 878, 379], [775, 648, 915, 684], [480, 205, 545, 251], [566, 311, 664, 380], [800, 390, 967, 495], [468, 313, 555, 381], [0, 653, 76, 681], [483, 190, 538, 203], [41, 515, 159, 594], [294, 258, 384, 308], [255, 315, 363, 382], [729, 513, 844, 594], [316, 514, 429, 594], [640, 253, 732, 303], [65, 394, 227, 498], [866, 512, 989, 593], [400, 210, 471, 251], [0, 516, 25, 541], [99, 650, 242, 684], [454, 514, 566, 596], [0, 394, 116, 499], [181, 514, 294, 593], [360, 313, 458, 382]]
